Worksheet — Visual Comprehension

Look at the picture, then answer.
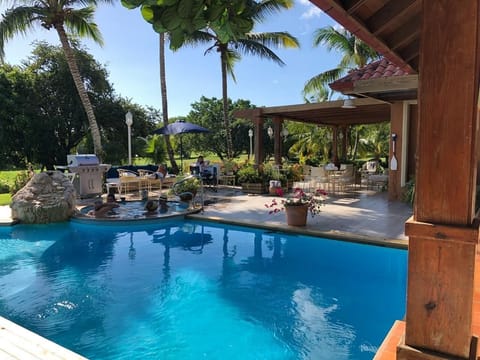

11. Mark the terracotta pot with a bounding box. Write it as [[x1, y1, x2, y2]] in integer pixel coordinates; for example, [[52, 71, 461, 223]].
[[285, 204, 308, 226]]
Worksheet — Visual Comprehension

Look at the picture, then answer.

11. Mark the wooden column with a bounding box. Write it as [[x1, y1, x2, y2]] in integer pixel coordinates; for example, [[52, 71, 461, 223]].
[[273, 117, 282, 166], [332, 126, 339, 166], [389, 102, 404, 201], [341, 125, 348, 160], [398, 1, 480, 359], [253, 110, 264, 168]]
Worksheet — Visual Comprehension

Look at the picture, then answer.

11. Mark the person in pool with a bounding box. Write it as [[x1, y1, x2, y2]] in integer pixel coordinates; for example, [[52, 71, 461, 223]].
[[88, 198, 119, 218], [144, 199, 159, 215], [158, 194, 169, 213]]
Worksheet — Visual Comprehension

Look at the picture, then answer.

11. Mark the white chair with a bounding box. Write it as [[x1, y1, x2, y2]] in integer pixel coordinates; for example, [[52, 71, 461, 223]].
[[309, 166, 329, 191], [337, 164, 356, 192]]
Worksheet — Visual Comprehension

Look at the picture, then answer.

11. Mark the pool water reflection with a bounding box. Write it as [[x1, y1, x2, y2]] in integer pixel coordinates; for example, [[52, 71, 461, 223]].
[[0, 220, 407, 360]]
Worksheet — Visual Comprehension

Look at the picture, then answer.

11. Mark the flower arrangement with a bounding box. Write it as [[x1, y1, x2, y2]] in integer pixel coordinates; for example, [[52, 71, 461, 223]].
[[265, 188, 327, 218]]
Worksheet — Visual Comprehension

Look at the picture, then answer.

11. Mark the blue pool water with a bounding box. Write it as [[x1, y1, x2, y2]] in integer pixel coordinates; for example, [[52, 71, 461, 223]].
[[0, 221, 407, 359]]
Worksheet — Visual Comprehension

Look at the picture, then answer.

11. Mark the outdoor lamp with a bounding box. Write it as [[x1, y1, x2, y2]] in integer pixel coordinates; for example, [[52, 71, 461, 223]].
[[267, 126, 274, 138], [125, 111, 133, 165], [281, 127, 289, 141], [248, 129, 253, 159]]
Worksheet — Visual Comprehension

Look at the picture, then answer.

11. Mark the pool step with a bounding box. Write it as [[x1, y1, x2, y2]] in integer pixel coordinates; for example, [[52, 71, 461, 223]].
[[0, 316, 87, 360]]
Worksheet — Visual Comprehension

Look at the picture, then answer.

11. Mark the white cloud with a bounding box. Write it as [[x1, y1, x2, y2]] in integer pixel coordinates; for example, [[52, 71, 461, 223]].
[[298, 0, 323, 19]]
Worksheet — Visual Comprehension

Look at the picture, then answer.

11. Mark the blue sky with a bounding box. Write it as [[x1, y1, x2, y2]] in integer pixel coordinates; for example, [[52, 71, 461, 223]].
[[2, 0, 340, 118]]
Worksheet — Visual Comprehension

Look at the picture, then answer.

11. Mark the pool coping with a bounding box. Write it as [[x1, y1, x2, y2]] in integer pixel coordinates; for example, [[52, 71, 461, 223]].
[[187, 213, 409, 250]]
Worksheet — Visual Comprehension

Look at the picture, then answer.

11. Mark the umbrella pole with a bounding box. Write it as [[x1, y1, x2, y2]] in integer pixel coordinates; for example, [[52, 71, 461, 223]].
[[180, 136, 183, 174]]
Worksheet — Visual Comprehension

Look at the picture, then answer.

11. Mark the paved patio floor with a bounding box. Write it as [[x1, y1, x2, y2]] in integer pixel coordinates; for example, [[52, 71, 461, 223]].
[[0, 186, 412, 247], [193, 186, 412, 246]]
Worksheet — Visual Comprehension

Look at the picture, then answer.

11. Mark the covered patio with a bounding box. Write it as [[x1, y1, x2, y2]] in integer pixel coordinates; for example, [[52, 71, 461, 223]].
[[308, 0, 480, 359]]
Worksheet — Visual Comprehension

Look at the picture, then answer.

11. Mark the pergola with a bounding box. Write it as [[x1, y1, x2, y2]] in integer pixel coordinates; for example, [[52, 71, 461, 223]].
[[308, 1, 480, 360], [235, 97, 390, 166]]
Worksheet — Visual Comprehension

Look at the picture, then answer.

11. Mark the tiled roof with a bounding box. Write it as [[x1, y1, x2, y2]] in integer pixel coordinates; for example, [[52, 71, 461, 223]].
[[329, 58, 411, 93]]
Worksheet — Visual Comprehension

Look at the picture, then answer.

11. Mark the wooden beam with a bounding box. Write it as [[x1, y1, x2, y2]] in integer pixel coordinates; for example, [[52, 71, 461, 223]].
[[400, 38, 420, 64], [367, 0, 418, 36], [352, 75, 418, 94], [344, 0, 368, 14], [309, 0, 416, 73], [400, 1, 480, 359], [415, 0, 480, 225], [387, 15, 420, 51]]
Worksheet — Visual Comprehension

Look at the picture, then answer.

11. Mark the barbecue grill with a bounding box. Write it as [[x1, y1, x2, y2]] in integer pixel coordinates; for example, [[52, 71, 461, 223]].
[[67, 154, 111, 198]]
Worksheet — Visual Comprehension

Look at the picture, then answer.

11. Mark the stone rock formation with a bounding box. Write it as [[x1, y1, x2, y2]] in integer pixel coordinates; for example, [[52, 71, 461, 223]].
[[10, 171, 77, 224]]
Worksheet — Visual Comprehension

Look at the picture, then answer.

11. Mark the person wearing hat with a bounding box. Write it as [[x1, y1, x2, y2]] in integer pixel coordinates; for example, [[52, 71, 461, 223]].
[[144, 199, 159, 215], [158, 194, 169, 213]]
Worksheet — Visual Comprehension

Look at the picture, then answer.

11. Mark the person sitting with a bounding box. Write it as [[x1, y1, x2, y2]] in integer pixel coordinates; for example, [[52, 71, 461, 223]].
[[191, 155, 210, 174], [158, 194, 169, 213], [144, 199, 159, 215], [88, 198, 119, 218], [149, 164, 167, 179]]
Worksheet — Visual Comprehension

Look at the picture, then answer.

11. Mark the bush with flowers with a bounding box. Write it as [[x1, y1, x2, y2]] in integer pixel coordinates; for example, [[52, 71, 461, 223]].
[[265, 188, 327, 218]]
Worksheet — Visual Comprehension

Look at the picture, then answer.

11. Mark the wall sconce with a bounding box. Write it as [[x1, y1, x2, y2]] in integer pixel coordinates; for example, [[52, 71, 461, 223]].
[[267, 126, 274, 138], [341, 98, 356, 109], [281, 127, 289, 141]]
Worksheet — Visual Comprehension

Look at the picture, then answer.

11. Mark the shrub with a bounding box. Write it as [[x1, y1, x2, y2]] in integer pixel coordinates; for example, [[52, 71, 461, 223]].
[[0, 180, 9, 194], [237, 165, 264, 184], [10, 171, 32, 196]]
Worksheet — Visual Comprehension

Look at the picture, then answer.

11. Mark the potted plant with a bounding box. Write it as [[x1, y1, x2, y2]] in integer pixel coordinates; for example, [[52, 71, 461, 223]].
[[171, 176, 200, 201], [237, 164, 266, 194], [265, 188, 327, 226]]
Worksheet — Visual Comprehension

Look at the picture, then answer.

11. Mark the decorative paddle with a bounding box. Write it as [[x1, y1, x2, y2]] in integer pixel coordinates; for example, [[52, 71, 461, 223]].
[[391, 133, 398, 171]]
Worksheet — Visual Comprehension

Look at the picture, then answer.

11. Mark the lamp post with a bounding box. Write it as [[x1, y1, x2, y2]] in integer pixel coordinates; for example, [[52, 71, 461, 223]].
[[248, 129, 253, 160], [125, 111, 133, 165]]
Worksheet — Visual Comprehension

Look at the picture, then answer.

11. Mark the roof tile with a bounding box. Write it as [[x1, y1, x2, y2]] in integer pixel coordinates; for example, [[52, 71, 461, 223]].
[[329, 58, 411, 92]]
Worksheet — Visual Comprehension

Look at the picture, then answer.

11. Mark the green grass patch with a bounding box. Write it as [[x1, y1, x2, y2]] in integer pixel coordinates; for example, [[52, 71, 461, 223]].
[[0, 193, 11, 206]]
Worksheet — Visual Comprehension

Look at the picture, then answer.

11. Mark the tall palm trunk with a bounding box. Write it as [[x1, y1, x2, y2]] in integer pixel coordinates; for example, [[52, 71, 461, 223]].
[[220, 48, 233, 159], [54, 24, 103, 161], [159, 33, 178, 173]]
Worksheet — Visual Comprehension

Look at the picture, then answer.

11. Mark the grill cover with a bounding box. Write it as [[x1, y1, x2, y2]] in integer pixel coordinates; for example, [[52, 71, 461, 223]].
[[67, 154, 99, 167]]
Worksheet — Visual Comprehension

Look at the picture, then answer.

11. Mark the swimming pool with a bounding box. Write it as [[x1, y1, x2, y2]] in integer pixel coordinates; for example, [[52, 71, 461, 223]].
[[0, 220, 407, 359]]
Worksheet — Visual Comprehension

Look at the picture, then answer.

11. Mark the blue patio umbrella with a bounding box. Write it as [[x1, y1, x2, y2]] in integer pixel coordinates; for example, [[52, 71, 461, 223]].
[[153, 120, 210, 172]]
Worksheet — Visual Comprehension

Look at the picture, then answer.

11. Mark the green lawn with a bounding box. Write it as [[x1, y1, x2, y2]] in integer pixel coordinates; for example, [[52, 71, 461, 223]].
[[0, 193, 11, 206]]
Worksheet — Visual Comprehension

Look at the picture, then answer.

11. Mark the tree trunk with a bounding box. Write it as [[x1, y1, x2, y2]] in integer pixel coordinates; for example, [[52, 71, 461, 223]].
[[220, 48, 233, 159], [55, 24, 103, 161], [159, 33, 179, 173]]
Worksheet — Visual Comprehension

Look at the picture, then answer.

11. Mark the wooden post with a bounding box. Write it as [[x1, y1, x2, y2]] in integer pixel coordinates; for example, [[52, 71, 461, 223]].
[[253, 110, 264, 168], [389, 102, 404, 201], [341, 125, 348, 160], [398, 1, 480, 359], [273, 117, 282, 166], [332, 125, 339, 166]]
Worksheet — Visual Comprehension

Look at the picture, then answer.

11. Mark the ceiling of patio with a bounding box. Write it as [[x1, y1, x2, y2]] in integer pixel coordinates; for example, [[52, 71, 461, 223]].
[[309, 0, 421, 74], [235, 98, 390, 126]]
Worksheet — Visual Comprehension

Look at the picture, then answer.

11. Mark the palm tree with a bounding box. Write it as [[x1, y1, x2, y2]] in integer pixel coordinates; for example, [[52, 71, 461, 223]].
[[0, 0, 111, 160], [303, 26, 380, 100], [159, 33, 179, 173], [183, 1, 299, 159]]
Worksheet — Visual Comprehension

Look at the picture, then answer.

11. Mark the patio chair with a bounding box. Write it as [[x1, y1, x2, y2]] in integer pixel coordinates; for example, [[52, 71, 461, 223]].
[[309, 166, 329, 191], [337, 164, 356, 192]]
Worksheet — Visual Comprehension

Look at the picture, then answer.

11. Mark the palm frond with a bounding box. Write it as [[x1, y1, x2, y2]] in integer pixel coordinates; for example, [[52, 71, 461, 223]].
[[64, 6, 103, 45], [302, 68, 344, 96], [224, 48, 240, 82], [0, 6, 38, 60], [312, 26, 351, 52], [182, 30, 215, 49], [253, 0, 293, 22]]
